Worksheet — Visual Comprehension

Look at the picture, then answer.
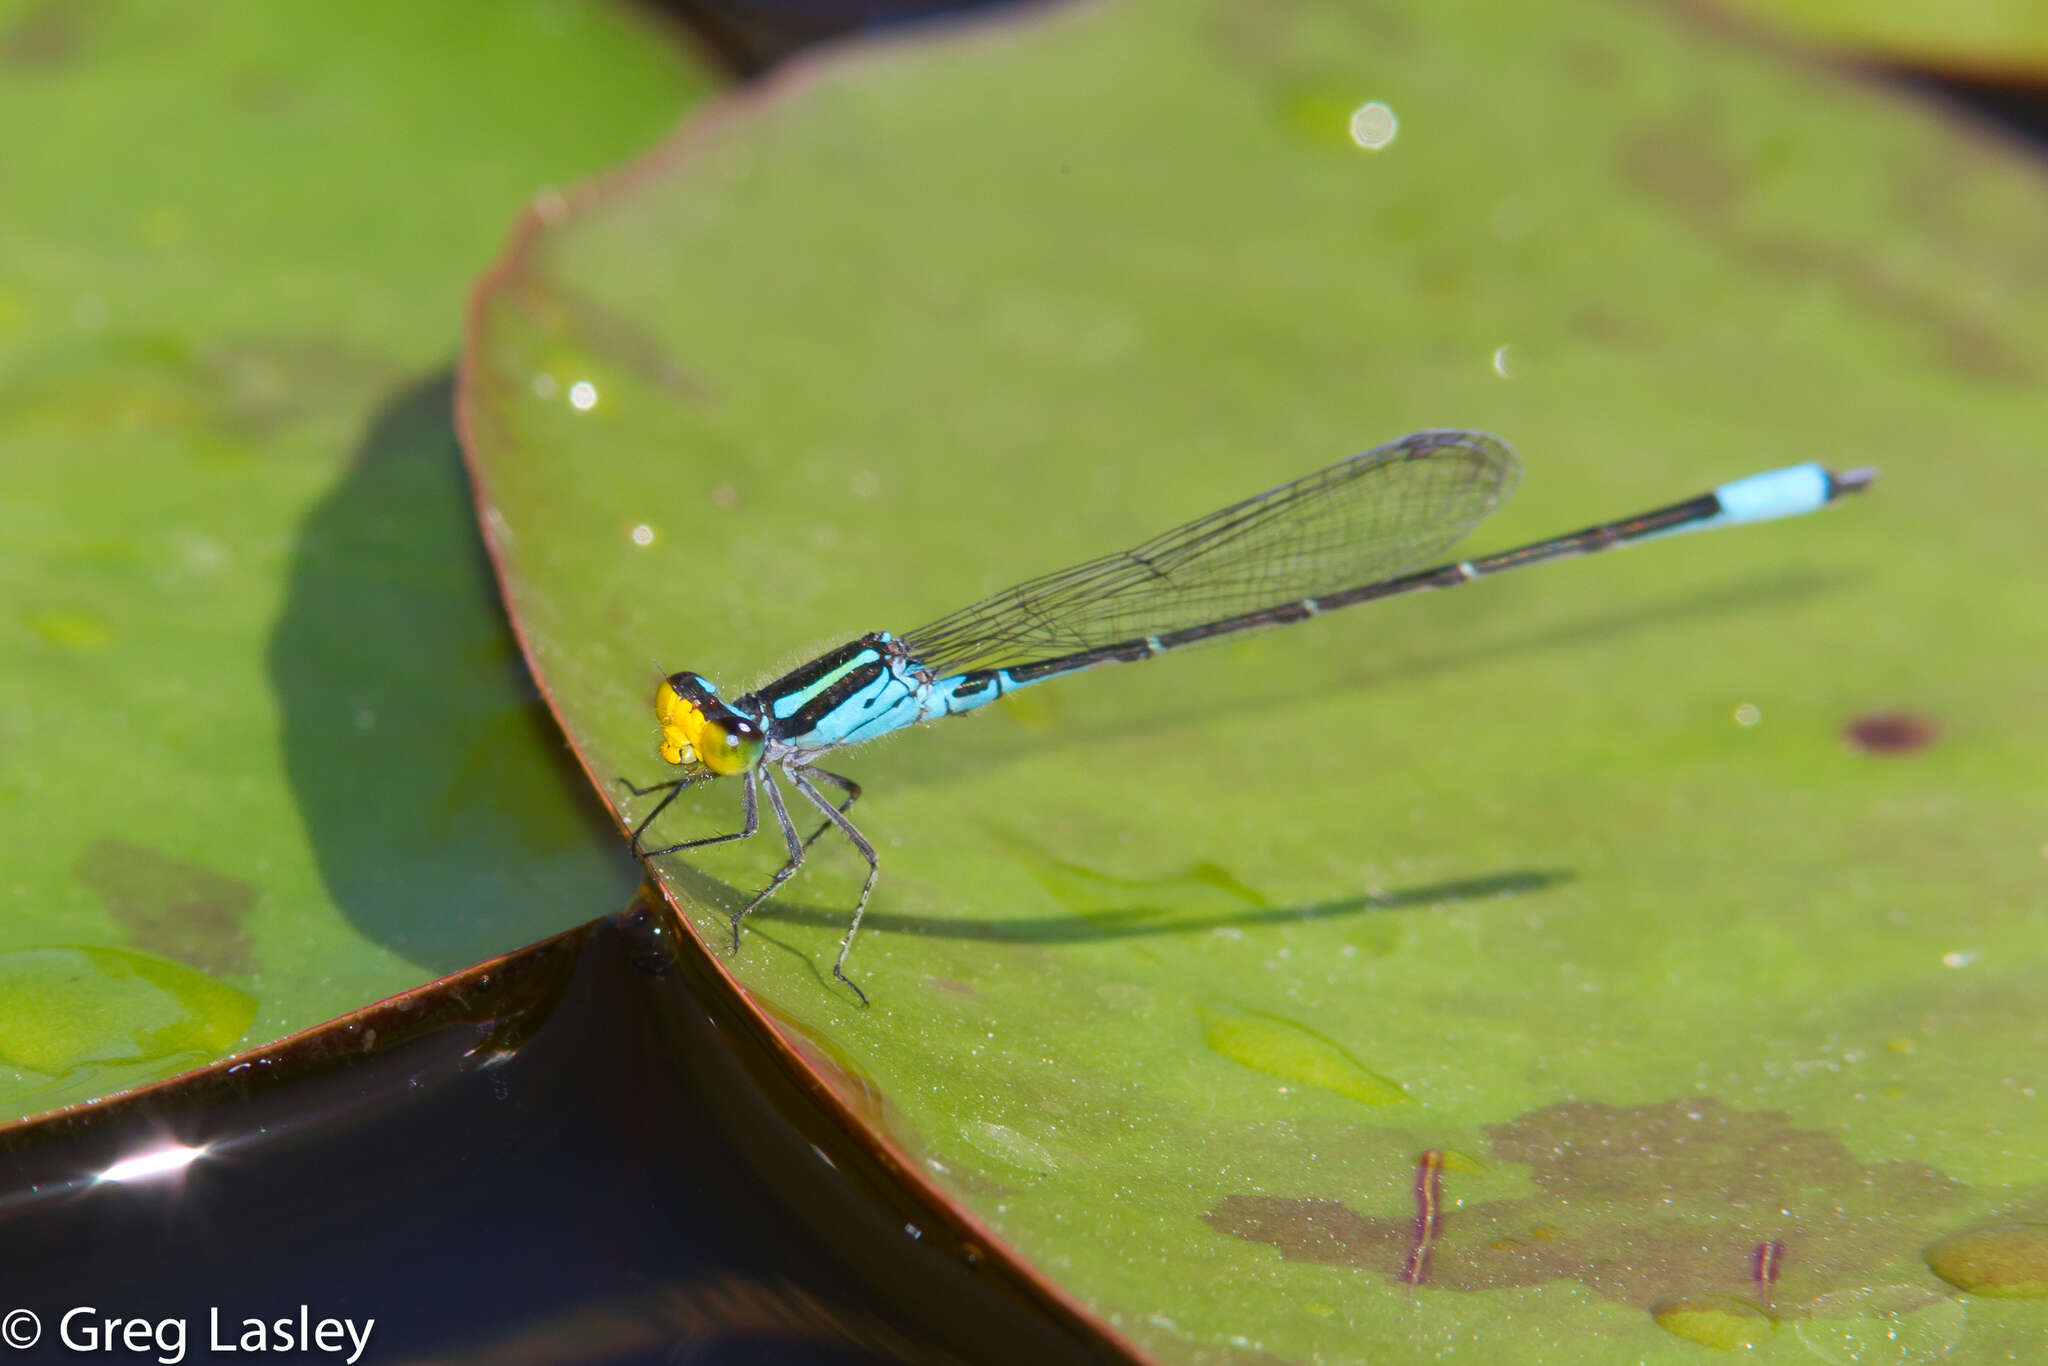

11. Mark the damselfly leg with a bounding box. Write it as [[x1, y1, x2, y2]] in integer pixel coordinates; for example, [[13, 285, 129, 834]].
[[786, 766, 881, 1007], [614, 771, 719, 854], [729, 767, 808, 955], [798, 767, 862, 852], [634, 770, 759, 859], [623, 759, 876, 1002]]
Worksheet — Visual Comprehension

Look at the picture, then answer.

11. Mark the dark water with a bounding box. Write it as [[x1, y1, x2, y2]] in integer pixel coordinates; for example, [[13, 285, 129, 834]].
[[645, 0, 1023, 76], [0, 900, 1122, 1365]]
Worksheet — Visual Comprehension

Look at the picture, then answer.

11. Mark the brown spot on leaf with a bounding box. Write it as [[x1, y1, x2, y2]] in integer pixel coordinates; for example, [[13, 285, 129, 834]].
[[1571, 308, 1658, 350], [1203, 0, 1408, 85], [1616, 116, 2034, 386], [1210, 1196, 1402, 1264], [1562, 42, 1622, 90], [1891, 141, 2048, 301], [1, 0, 84, 68], [0, 332, 397, 449], [1206, 1097, 1968, 1308], [1485, 1097, 1964, 1218], [1844, 711, 1938, 754], [1742, 232, 2032, 384], [74, 839, 256, 975], [199, 336, 400, 440], [1616, 121, 1747, 225], [503, 276, 698, 401]]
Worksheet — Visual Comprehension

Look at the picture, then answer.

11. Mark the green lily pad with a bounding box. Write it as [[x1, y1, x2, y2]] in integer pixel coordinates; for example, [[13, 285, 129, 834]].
[[1707, 0, 2048, 76], [0, 0, 706, 1122], [461, 0, 2048, 1359]]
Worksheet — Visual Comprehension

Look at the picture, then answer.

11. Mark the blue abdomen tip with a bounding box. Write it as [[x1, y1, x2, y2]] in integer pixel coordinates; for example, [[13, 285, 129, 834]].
[[1713, 463, 1833, 524]]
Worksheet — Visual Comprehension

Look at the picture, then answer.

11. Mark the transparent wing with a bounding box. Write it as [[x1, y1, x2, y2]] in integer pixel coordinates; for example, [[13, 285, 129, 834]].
[[899, 429, 1521, 676]]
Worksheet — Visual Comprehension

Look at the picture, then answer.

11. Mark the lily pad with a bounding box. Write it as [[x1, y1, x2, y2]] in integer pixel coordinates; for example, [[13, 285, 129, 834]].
[[461, 0, 2048, 1359], [0, 0, 706, 1122]]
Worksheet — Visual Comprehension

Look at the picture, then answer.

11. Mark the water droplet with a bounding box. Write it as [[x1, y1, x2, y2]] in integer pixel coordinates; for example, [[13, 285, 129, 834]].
[[630, 523, 655, 547], [1349, 101, 1397, 149], [1735, 702, 1762, 727], [960, 1119, 1058, 1174], [568, 380, 598, 411]]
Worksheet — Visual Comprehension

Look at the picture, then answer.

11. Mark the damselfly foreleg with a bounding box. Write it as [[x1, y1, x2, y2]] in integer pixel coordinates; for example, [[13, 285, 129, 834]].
[[613, 771, 718, 854], [638, 769, 759, 860]]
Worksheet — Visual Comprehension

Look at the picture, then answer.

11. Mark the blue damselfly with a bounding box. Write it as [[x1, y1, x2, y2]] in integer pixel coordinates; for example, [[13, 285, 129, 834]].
[[619, 430, 1873, 1002]]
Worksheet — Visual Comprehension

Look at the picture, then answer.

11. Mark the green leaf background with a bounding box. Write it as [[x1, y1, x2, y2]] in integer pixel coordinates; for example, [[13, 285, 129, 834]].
[[0, 0, 706, 1120], [461, 0, 2048, 1360]]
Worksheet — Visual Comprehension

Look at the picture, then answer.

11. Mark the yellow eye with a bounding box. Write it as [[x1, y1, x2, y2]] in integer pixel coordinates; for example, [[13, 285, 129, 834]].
[[693, 719, 760, 775]]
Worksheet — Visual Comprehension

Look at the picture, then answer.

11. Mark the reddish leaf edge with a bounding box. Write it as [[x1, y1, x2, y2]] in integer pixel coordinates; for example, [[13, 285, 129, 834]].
[[450, 5, 1152, 1363]]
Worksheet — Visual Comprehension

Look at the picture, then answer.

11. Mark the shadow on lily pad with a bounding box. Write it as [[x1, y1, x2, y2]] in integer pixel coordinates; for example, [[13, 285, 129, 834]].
[[269, 375, 640, 974]]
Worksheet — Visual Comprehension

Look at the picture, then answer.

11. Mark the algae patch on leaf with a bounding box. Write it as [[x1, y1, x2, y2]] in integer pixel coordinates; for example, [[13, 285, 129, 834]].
[[0, 946, 256, 1075], [1650, 1295, 1775, 1349], [1198, 1004, 1408, 1106], [1925, 1224, 2048, 1299]]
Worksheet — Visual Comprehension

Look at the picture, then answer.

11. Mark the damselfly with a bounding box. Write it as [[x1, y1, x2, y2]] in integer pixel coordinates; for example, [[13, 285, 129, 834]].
[[619, 430, 1872, 1003]]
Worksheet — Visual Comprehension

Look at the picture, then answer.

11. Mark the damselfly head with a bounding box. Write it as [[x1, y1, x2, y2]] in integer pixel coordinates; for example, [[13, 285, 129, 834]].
[[655, 671, 763, 775]]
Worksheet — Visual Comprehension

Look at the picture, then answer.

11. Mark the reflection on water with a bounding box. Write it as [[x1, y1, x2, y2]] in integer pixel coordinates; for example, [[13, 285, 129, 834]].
[[0, 902, 1123, 1365]]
